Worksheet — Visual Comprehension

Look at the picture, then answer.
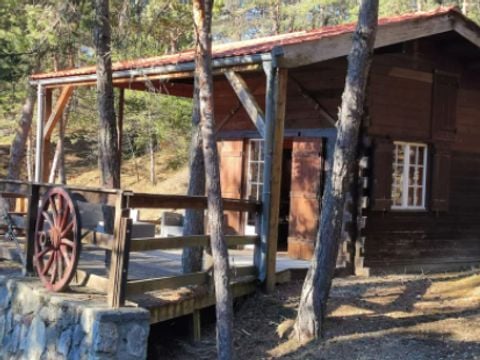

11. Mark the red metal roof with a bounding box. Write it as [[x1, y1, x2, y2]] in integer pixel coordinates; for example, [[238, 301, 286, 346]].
[[31, 7, 460, 81]]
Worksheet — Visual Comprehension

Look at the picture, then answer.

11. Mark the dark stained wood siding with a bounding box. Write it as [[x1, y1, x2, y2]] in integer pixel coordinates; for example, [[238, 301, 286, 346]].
[[214, 36, 480, 269], [364, 54, 480, 268], [365, 150, 480, 265]]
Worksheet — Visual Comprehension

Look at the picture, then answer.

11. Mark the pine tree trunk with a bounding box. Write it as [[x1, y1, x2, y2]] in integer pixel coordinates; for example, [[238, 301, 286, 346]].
[[149, 134, 156, 185], [293, 0, 379, 343], [26, 132, 33, 182], [193, 0, 233, 358], [182, 73, 206, 273], [7, 85, 36, 181], [94, 0, 120, 189]]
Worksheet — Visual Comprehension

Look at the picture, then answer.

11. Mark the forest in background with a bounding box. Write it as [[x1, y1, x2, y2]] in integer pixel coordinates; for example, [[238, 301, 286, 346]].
[[0, 0, 478, 185]]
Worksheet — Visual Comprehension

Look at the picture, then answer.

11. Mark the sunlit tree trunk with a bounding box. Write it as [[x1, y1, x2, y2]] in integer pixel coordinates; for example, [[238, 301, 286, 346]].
[[94, 0, 120, 189], [7, 85, 36, 181], [463, 0, 469, 16], [193, 0, 233, 358], [293, 0, 379, 343], [182, 73, 205, 273], [149, 133, 156, 185], [26, 132, 33, 182]]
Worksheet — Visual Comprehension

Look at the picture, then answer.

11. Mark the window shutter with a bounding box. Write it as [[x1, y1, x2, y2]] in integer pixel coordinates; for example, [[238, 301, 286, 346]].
[[288, 138, 324, 259], [431, 72, 458, 141], [431, 143, 451, 212], [218, 140, 245, 233], [371, 138, 394, 211]]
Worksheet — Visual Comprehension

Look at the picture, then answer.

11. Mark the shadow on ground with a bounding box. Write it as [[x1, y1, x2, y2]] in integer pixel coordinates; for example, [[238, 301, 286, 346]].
[[151, 270, 480, 359]]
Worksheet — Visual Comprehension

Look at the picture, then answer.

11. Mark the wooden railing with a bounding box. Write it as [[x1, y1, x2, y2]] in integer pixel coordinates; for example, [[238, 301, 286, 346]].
[[114, 191, 262, 307], [0, 180, 262, 308]]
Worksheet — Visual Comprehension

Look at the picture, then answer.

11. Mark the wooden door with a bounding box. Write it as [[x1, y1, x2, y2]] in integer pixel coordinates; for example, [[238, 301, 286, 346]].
[[218, 140, 245, 234], [288, 138, 324, 259]]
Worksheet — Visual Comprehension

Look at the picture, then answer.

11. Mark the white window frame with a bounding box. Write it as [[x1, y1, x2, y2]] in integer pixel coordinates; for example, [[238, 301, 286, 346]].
[[391, 141, 428, 210], [246, 139, 264, 201], [245, 139, 264, 235]]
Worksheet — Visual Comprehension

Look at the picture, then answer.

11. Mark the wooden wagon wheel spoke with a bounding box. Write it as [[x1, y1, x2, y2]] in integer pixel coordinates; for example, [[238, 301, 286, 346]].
[[50, 194, 60, 226], [42, 210, 55, 230], [42, 252, 55, 276], [50, 252, 57, 283], [61, 238, 75, 248], [60, 205, 71, 230], [60, 220, 75, 238], [34, 187, 80, 292], [60, 245, 71, 267], [36, 246, 53, 259]]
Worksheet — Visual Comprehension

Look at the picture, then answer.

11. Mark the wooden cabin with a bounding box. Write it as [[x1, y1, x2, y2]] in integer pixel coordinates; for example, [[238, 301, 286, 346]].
[[29, 7, 480, 277]]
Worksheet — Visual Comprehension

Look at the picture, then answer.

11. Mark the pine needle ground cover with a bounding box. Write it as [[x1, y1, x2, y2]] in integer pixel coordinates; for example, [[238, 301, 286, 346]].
[[158, 270, 480, 359]]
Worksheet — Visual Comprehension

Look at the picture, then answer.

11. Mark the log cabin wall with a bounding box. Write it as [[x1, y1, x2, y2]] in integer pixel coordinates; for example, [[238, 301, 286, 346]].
[[215, 32, 480, 272], [363, 36, 480, 272], [215, 62, 349, 265]]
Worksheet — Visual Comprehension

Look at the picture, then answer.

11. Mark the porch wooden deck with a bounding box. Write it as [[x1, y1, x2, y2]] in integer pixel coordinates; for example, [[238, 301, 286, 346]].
[[0, 180, 308, 327]]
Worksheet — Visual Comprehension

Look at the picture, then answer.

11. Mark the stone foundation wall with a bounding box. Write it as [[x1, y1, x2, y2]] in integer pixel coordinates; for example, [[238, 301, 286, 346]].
[[0, 274, 150, 360]]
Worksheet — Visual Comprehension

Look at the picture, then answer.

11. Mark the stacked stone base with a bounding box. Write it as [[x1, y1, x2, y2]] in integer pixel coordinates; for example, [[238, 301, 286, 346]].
[[0, 274, 150, 360]]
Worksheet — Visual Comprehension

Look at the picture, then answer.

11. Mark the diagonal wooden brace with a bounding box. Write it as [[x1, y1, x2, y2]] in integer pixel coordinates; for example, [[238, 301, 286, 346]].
[[43, 85, 74, 140], [225, 71, 265, 138]]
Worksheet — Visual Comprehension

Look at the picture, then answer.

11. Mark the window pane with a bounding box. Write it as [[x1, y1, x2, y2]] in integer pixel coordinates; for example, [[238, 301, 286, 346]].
[[397, 144, 404, 162], [258, 165, 263, 183], [249, 142, 256, 161], [250, 184, 255, 200], [409, 145, 417, 164], [250, 163, 258, 181], [417, 167, 423, 186], [418, 146, 425, 166], [416, 187, 423, 207], [408, 187, 415, 206]]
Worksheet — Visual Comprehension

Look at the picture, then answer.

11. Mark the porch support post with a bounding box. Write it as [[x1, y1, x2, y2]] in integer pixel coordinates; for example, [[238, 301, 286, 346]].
[[34, 85, 46, 182], [117, 88, 124, 170], [256, 61, 287, 292], [42, 89, 53, 182]]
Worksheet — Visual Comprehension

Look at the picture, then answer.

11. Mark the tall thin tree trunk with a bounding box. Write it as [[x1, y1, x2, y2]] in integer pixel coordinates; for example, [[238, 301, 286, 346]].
[[293, 0, 379, 343], [26, 132, 33, 182], [7, 85, 36, 181], [94, 0, 120, 189], [149, 133, 156, 185], [193, 0, 233, 358], [182, 74, 206, 273]]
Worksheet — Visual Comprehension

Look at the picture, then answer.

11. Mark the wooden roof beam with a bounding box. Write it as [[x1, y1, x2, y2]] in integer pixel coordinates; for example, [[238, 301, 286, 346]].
[[225, 70, 266, 138], [43, 85, 74, 140]]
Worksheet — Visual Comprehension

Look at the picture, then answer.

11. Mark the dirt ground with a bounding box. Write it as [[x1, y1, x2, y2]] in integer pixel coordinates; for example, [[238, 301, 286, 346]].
[[156, 269, 480, 360]]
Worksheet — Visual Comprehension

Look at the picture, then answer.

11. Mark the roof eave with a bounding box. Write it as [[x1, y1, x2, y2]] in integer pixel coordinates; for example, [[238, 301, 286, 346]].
[[30, 52, 275, 87], [279, 12, 455, 68]]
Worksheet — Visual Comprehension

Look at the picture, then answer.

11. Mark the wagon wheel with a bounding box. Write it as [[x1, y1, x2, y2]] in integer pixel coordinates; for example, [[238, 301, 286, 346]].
[[34, 187, 80, 292]]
